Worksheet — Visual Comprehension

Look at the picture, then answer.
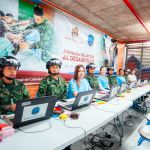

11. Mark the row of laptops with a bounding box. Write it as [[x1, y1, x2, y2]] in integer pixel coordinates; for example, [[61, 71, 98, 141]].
[[94, 81, 137, 102], [61, 82, 134, 112], [2, 90, 97, 128], [3, 79, 148, 129], [62, 79, 149, 111]]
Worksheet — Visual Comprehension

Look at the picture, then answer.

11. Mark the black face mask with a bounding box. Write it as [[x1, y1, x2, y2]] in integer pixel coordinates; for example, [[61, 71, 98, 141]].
[[88, 72, 94, 76], [51, 73, 59, 76], [48, 70, 59, 76], [3, 73, 15, 81], [108, 71, 114, 75]]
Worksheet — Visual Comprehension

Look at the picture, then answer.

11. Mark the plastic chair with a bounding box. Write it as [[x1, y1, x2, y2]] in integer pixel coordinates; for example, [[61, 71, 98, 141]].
[[138, 125, 150, 145], [146, 113, 150, 125]]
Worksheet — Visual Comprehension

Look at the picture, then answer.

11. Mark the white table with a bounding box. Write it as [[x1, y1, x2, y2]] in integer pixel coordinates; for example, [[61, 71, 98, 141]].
[[0, 85, 150, 150]]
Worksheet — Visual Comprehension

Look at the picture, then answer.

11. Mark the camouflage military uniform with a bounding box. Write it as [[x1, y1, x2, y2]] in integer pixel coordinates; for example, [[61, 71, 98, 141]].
[[26, 19, 54, 62], [86, 74, 99, 91], [124, 75, 128, 82], [107, 75, 117, 86], [0, 38, 14, 57], [37, 75, 67, 99], [0, 79, 30, 115]]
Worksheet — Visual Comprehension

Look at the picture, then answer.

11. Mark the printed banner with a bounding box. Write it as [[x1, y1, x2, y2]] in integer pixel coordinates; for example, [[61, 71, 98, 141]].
[[0, 0, 118, 82]]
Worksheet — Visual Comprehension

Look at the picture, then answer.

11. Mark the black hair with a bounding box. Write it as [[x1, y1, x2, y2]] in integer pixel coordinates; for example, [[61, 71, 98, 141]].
[[6, 13, 14, 18], [34, 6, 44, 16], [119, 69, 124, 72], [0, 10, 5, 17], [100, 66, 106, 71]]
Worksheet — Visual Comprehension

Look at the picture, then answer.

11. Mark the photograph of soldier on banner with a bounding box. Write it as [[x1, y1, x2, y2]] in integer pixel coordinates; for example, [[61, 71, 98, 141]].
[[100, 34, 118, 70], [0, 0, 55, 71]]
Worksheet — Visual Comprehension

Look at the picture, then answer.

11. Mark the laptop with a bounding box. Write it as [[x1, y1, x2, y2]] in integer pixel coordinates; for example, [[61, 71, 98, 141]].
[[97, 86, 118, 101], [143, 80, 148, 85], [60, 90, 97, 111], [133, 79, 141, 88], [3, 96, 57, 128], [118, 83, 127, 94], [127, 82, 135, 90]]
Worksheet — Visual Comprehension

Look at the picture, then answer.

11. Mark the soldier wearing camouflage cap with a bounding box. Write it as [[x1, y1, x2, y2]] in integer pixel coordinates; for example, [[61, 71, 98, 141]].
[[85, 63, 99, 90], [107, 66, 117, 86], [37, 58, 67, 100], [0, 56, 29, 115]]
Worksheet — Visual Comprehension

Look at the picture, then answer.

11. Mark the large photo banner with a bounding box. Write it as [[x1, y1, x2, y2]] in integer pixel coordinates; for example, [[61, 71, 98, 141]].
[[54, 11, 104, 73], [0, 0, 118, 82]]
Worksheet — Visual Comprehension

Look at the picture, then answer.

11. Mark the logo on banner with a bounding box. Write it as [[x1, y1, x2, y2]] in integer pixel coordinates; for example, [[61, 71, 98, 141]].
[[72, 26, 78, 40], [88, 34, 94, 46]]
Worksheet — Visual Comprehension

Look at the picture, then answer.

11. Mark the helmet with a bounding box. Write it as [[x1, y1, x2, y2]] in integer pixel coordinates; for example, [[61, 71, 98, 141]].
[[46, 58, 62, 69], [0, 56, 21, 69], [107, 67, 114, 71], [86, 63, 96, 70]]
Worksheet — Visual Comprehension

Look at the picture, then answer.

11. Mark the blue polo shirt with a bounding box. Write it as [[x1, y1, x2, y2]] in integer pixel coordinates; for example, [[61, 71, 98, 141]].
[[98, 75, 110, 92], [117, 76, 126, 86], [67, 78, 91, 99]]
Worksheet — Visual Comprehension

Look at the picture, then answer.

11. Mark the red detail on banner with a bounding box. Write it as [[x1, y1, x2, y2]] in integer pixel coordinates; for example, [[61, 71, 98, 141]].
[[16, 70, 73, 83]]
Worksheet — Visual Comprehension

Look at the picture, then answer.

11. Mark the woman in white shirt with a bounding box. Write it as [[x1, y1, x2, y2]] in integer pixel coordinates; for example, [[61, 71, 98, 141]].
[[127, 69, 137, 83]]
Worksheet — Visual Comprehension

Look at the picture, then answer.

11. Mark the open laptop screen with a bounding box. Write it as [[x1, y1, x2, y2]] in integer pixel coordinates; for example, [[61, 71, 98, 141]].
[[118, 83, 127, 93], [12, 96, 57, 128], [109, 86, 118, 99], [78, 94, 94, 106], [61, 90, 96, 111], [72, 90, 96, 110]]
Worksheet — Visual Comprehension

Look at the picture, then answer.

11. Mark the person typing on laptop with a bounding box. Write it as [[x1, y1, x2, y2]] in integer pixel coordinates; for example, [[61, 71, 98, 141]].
[[67, 64, 91, 99], [37, 58, 67, 100], [0, 56, 29, 115]]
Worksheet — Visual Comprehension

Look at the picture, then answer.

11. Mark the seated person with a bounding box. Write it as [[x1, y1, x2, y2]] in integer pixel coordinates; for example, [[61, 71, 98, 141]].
[[0, 56, 29, 115], [107, 66, 117, 86], [127, 69, 137, 83], [117, 69, 126, 86], [37, 58, 67, 100], [98, 66, 110, 92], [86, 63, 99, 90], [67, 64, 91, 99], [124, 69, 131, 83]]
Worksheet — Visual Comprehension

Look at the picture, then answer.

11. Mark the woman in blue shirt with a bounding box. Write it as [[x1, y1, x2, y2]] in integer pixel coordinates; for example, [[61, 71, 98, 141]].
[[67, 64, 91, 99], [98, 66, 110, 92], [117, 69, 126, 86]]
